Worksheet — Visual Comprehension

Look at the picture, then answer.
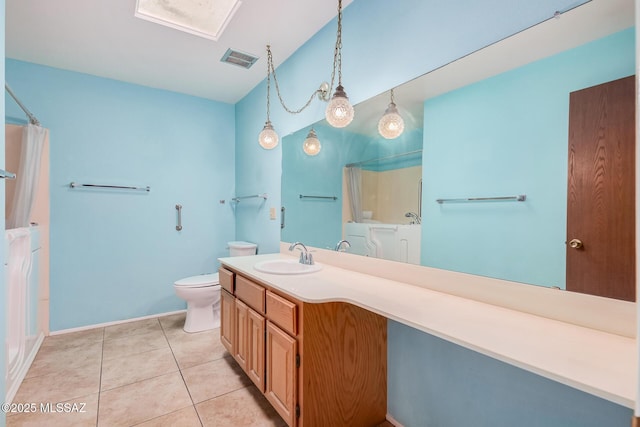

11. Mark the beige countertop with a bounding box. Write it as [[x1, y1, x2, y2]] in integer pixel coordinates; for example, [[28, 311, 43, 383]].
[[219, 252, 636, 409]]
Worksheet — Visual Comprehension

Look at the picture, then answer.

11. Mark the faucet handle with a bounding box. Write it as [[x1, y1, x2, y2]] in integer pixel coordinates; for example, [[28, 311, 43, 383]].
[[307, 253, 314, 265]]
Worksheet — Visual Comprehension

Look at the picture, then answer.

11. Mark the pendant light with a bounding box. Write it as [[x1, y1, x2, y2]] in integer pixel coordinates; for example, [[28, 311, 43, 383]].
[[257, 0, 354, 148], [258, 49, 279, 149], [324, 0, 354, 128], [378, 89, 405, 139], [303, 128, 321, 156]]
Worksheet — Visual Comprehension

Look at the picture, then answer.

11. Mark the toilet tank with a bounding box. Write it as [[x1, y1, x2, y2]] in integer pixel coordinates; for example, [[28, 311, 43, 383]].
[[228, 241, 257, 257]]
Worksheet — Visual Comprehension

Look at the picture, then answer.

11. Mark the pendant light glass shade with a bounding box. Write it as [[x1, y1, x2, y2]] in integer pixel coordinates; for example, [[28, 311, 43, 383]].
[[378, 102, 405, 139], [303, 128, 321, 156], [325, 85, 354, 128], [258, 121, 279, 149]]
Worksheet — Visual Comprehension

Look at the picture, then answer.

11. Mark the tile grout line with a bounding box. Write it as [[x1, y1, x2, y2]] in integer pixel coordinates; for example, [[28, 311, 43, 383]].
[[95, 327, 105, 427], [159, 316, 205, 427]]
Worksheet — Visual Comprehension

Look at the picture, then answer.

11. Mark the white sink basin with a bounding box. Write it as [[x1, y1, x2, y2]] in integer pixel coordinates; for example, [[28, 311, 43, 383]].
[[254, 259, 322, 275]]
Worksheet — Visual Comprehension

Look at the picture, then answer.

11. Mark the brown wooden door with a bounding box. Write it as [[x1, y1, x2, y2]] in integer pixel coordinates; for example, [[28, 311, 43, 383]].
[[566, 75, 635, 301]]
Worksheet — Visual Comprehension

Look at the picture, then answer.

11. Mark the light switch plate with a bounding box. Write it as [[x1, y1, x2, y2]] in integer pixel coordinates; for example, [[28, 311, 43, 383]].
[[269, 207, 276, 220]]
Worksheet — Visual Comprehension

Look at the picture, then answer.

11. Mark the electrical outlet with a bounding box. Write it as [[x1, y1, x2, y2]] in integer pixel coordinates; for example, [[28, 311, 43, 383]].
[[269, 207, 276, 220]]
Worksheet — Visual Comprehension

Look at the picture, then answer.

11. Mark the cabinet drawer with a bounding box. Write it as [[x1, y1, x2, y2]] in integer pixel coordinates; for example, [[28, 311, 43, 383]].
[[219, 267, 235, 294], [236, 275, 265, 314], [266, 291, 297, 336]]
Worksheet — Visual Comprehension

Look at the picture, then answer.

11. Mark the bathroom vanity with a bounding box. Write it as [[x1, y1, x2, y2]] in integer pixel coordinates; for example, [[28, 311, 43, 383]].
[[219, 246, 635, 426], [218, 264, 387, 427]]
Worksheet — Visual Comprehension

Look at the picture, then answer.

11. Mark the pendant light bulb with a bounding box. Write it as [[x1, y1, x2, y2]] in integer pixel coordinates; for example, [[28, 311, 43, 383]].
[[303, 128, 321, 156], [378, 102, 405, 139], [325, 85, 354, 128], [258, 121, 279, 149]]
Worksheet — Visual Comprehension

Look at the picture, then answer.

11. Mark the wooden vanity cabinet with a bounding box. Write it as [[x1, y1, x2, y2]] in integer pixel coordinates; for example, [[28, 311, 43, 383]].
[[266, 320, 297, 426], [220, 288, 235, 354], [234, 299, 250, 372], [247, 307, 266, 391], [218, 266, 387, 427]]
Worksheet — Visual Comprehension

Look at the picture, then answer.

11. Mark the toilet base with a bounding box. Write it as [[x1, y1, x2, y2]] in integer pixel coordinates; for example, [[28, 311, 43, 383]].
[[183, 304, 221, 333]]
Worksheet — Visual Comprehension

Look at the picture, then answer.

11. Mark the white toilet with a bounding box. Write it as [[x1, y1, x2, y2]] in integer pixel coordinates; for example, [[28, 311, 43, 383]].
[[173, 241, 257, 333]]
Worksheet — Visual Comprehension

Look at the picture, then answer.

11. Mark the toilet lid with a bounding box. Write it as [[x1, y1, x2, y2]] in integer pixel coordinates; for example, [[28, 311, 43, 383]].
[[174, 273, 220, 288]]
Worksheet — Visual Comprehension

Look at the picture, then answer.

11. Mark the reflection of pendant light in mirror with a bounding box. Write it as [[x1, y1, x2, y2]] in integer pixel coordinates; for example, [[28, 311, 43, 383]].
[[378, 89, 404, 139], [258, 47, 279, 149], [303, 128, 321, 156]]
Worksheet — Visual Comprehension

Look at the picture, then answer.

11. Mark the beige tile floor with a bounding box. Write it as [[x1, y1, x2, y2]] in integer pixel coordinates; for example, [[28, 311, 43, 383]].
[[6, 313, 287, 427]]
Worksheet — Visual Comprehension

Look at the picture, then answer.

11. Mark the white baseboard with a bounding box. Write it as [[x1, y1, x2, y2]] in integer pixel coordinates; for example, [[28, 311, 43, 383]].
[[5, 333, 45, 404], [386, 413, 405, 427], [49, 309, 187, 336]]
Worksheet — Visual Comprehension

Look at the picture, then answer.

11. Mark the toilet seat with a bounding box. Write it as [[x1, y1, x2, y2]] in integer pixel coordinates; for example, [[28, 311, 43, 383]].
[[174, 273, 220, 288]]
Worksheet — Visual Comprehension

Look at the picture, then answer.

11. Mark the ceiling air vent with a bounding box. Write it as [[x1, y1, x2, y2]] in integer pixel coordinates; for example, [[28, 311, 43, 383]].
[[221, 48, 259, 69]]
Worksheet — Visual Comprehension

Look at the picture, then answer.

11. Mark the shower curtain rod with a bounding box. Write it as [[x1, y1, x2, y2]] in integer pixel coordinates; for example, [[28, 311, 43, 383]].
[[5, 83, 40, 126], [345, 149, 422, 168]]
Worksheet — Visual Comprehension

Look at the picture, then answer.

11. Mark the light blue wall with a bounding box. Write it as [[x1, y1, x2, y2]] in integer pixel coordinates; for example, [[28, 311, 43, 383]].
[[235, 0, 585, 251], [1, 0, 7, 423], [421, 28, 635, 289], [5, 60, 236, 331], [388, 321, 632, 427]]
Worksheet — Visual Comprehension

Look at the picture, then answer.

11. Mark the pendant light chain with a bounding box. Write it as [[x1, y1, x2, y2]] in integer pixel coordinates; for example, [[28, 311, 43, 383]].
[[328, 0, 343, 92], [267, 46, 323, 115], [259, 0, 352, 149], [265, 0, 344, 116], [265, 48, 272, 122]]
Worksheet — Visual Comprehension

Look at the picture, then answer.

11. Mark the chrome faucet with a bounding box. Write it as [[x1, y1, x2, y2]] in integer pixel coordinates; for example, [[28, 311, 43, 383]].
[[289, 242, 314, 265], [334, 240, 351, 252], [405, 212, 421, 224]]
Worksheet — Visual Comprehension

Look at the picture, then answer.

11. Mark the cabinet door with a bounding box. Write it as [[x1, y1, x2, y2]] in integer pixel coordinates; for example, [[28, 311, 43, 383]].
[[220, 289, 235, 355], [247, 307, 266, 391], [266, 321, 297, 427], [234, 299, 249, 372]]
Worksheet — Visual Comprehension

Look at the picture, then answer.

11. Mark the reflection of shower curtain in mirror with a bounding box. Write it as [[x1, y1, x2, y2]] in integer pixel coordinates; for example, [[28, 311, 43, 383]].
[[7, 124, 48, 229], [346, 166, 363, 223]]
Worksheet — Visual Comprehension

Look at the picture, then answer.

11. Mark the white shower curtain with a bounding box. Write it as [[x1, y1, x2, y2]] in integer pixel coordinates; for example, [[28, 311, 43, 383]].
[[7, 124, 48, 229], [346, 166, 363, 223]]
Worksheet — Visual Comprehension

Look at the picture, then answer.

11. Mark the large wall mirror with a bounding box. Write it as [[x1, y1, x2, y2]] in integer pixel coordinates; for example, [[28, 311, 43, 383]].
[[281, 0, 635, 300]]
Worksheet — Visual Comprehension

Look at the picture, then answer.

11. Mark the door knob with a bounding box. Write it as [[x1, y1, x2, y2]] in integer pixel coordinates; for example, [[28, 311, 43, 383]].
[[569, 239, 583, 249]]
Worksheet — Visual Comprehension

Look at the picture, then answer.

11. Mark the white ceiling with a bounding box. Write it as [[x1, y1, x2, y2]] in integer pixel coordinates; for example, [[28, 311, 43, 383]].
[[6, 0, 353, 104], [5, 0, 633, 127]]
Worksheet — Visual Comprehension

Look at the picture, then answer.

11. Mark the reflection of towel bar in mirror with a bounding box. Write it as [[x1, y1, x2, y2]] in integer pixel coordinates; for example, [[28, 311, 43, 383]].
[[70, 182, 150, 192], [232, 193, 268, 203], [299, 194, 337, 201], [436, 195, 526, 204]]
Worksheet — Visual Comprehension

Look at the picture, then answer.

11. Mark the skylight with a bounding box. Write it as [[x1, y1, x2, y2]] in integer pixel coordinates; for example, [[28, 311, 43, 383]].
[[135, 0, 242, 41]]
